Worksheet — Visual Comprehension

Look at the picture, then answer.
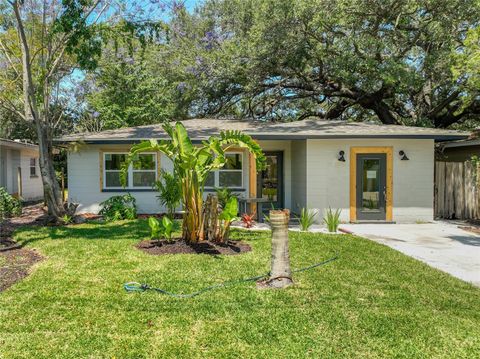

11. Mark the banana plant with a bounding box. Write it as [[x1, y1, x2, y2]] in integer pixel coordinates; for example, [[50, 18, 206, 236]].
[[122, 121, 265, 243], [216, 196, 239, 243]]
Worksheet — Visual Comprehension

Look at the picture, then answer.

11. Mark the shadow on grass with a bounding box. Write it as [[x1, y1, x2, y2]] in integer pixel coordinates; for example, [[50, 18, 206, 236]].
[[12, 220, 150, 248]]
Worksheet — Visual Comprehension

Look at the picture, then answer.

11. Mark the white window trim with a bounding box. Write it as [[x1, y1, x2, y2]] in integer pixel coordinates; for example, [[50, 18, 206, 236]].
[[205, 151, 244, 189], [103, 152, 158, 190], [30, 158, 37, 177]]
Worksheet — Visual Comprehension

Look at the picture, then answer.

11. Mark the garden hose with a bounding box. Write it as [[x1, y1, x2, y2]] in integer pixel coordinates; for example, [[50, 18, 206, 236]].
[[124, 251, 339, 298]]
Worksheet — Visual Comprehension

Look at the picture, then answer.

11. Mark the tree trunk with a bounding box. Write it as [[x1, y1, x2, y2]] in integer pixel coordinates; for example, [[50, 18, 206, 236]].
[[36, 122, 66, 220], [262, 209, 293, 289]]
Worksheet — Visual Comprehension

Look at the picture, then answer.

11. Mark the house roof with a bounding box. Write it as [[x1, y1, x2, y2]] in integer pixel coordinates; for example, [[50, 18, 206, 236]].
[[439, 138, 480, 149], [57, 118, 469, 144], [0, 138, 39, 151]]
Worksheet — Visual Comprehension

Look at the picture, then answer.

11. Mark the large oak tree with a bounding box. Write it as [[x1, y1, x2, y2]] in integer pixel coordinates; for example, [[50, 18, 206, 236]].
[[169, 0, 480, 128]]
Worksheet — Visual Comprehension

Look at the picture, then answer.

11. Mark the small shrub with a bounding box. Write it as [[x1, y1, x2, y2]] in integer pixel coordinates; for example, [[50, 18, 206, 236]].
[[241, 213, 255, 228], [296, 208, 317, 231], [154, 170, 182, 219], [149, 216, 180, 243], [99, 194, 137, 222], [61, 214, 73, 224], [0, 187, 22, 220], [324, 208, 341, 233], [215, 187, 239, 209], [216, 196, 239, 242]]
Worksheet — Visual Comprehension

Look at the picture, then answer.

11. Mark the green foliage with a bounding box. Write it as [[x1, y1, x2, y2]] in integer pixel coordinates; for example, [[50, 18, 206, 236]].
[[122, 122, 265, 242], [324, 208, 341, 233], [0, 187, 22, 220], [296, 208, 317, 232], [262, 188, 277, 201], [61, 214, 73, 225], [148, 216, 180, 243], [154, 170, 182, 219], [218, 196, 239, 242], [215, 187, 238, 209], [162, 0, 480, 128], [99, 194, 137, 222]]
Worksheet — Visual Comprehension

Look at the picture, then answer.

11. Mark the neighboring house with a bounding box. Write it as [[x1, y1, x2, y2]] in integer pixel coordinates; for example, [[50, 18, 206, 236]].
[[434, 137, 480, 220], [0, 139, 43, 201], [437, 137, 480, 162], [58, 118, 467, 223]]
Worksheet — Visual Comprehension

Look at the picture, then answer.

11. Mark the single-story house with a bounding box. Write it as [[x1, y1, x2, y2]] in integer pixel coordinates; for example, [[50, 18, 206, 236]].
[[58, 118, 468, 223], [0, 138, 43, 201]]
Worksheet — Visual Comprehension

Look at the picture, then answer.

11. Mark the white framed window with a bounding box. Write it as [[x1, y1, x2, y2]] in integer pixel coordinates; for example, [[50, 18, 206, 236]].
[[103, 152, 157, 189], [30, 158, 37, 177], [205, 152, 243, 188]]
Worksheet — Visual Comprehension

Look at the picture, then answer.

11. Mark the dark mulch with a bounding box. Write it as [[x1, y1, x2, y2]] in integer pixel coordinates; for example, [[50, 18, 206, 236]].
[[458, 225, 480, 235], [0, 203, 46, 250], [457, 219, 480, 235], [137, 239, 252, 256], [0, 248, 43, 292]]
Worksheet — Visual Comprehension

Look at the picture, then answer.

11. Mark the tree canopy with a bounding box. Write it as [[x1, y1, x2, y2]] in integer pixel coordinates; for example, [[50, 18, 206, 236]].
[[161, 0, 480, 128]]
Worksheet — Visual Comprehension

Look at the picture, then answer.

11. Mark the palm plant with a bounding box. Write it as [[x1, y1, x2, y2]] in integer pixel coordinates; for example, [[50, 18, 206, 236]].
[[122, 122, 265, 243], [153, 169, 182, 219]]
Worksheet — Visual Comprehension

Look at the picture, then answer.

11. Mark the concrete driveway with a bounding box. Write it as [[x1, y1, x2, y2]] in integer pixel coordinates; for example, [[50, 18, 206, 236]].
[[340, 222, 480, 287]]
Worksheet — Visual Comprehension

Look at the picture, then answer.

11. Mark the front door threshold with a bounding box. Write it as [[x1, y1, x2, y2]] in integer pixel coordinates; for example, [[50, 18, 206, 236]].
[[351, 220, 396, 224]]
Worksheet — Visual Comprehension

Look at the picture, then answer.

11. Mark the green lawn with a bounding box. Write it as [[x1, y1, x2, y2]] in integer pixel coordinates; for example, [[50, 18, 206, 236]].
[[0, 220, 479, 358]]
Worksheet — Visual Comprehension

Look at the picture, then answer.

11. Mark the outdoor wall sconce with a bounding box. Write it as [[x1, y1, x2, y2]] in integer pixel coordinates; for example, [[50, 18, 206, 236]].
[[338, 150, 345, 162], [399, 150, 409, 160]]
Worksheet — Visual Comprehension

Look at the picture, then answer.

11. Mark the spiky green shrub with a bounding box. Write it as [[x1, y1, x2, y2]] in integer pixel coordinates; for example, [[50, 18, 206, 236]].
[[296, 208, 317, 231], [0, 187, 22, 220], [324, 208, 341, 233]]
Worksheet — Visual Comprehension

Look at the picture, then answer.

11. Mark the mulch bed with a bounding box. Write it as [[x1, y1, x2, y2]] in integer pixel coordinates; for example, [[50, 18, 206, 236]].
[[0, 203, 47, 250], [458, 226, 480, 235], [137, 239, 252, 256], [0, 203, 46, 292], [0, 248, 43, 292], [458, 219, 480, 235]]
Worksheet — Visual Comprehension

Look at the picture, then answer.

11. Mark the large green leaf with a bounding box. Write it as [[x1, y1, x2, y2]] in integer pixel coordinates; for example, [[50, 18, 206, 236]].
[[175, 122, 194, 157], [219, 196, 238, 221]]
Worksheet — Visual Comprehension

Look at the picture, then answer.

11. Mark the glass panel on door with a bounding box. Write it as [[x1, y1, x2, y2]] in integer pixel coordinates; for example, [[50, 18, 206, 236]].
[[362, 159, 380, 212], [261, 156, 278, 202]]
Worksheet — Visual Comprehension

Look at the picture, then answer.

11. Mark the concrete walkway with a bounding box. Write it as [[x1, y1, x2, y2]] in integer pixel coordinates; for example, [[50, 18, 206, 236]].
[[340, 222, 480, 287]]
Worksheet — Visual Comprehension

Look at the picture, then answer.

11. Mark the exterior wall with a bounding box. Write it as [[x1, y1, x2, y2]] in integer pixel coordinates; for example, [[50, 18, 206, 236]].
[[68, 139, 435, 222], [20, 148, 43, 201], [69, 145, 165, 214], [290, 140, 307, 214], [69, 141, 293, 214], [0, 145, 42, 200], [306, 139, 435, 223]]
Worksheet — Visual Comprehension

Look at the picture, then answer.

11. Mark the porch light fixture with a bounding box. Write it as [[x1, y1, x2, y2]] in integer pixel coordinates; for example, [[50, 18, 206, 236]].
[[399, 150, 409, 160], [338, 150, 345, 162]]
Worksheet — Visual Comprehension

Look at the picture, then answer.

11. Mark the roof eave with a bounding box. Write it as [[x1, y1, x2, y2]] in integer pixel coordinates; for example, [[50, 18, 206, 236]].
[[55, 133, 468, 145]]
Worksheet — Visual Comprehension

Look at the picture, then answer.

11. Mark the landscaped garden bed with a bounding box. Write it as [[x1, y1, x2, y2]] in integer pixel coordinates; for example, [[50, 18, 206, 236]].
[[137, 239, 251, 256]]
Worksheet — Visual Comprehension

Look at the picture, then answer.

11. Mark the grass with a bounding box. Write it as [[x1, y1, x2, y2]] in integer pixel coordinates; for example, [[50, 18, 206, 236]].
[[0, 220, 479, 358]]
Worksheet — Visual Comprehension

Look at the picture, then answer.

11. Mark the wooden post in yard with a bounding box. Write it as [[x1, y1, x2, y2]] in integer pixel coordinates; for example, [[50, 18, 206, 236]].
[[259, 209, 293, 289], [61, 167, 65, 202]]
